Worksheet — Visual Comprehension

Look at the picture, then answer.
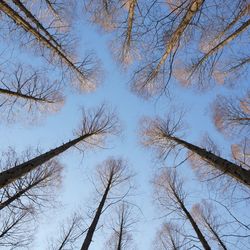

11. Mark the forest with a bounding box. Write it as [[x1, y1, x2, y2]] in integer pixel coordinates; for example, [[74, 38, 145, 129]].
[[0, 0, 249, 249]]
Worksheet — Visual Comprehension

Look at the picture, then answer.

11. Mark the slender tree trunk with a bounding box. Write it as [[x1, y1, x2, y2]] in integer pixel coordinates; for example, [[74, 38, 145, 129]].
[[151, 0, 204, 77], [117, 216, 124, 250], [0, 134, 91, 189], [0, 175, 46, 210], [0, 87, 53, 103], [0, 1, 86, 80], [81, 177, 112, 250], [176, 196, 211, 250], [206, 223, 227, 250], [11, 0, 63, 51], [194, 18, 250, 69], [169, 136, 250, 186]]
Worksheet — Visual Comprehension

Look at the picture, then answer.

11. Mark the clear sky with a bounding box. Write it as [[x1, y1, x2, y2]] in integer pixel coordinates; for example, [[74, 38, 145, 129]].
[[0, 2, 249, 250]]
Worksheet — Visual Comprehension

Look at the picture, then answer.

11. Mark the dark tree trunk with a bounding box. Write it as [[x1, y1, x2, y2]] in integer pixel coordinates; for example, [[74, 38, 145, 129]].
[[0, 134, 91, 188], [171, 136, 250, 187], [81, 176, 113, 250]]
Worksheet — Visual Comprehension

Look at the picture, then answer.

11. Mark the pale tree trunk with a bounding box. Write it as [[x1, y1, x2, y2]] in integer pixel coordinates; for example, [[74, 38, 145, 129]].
[[195, 18, 250, 68], [151, 0, 204, 78], [0, 134, 91, 189], [0, 87, 53, 103], [81, 175, 113, 250], [170, 136, 250, 187], [0, 1, 85, 79], [176, 196, 211, 250]]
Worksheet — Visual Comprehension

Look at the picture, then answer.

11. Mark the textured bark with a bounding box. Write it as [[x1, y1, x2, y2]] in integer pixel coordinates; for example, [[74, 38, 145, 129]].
[[81, 175, 112, 250], [0, 87, 54, 103], [150, 0, 204, 78], [171, 136, 250, 187], [0, 134, 91, 188], [0, 1, 86, 80]]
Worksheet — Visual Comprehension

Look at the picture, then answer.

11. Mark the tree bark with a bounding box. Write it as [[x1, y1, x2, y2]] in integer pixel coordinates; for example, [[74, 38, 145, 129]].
[[170, 136, 250, 187], [117, 215, 124, 250], [81, 176, 113, 250], [0, 134, 91, 189]]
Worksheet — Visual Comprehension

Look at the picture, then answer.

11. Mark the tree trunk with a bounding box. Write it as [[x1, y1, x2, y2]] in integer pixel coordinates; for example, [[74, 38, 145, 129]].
[[0, 134, 91, 189], [206, 223, 227, 250], [117, 216, 124, 250], [170, 136, 250, 187], [177, 197, 211, 250], [0, 87, 53, 103], [0, 175, 46, 210], [81, 176, 112, 250], [152, 0, 204, 77], [0, 1, 86, 80], [195, 18, 250, 68]]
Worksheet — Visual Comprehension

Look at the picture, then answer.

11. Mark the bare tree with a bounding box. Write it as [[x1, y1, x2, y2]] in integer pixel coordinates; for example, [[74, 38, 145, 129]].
[[105, 202, 137, 250], [154, 222, 188, 250], [213, 91, 250, 136], [0, 0, 100, 92], [0, 148, 62, 211], [153, 168, 211, 249], [49, 213, 87, 250], [192, 201, 228, 250], [0, 205, 35, 249], [130, 0, 204, 98], [0, 64, 64, 122], [81, 157, 132, 250], [0, 104, 119, 188], [141, 115, 250, 187]]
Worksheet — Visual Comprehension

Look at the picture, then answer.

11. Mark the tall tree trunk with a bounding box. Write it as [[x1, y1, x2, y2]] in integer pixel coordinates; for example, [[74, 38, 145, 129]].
[[11, 0, 64, 51], [0, 1, 86, 80], [0, 87, 54, 103], [194, 18, 250, 69], [117, 215, 124, 250], [150, 0, 204, 78], [170, 136, 250, 187], [0, 134, 91, 189], [176, 196, 211, 250], [206, 223, 227, 250], [81, 176, 113, 250]]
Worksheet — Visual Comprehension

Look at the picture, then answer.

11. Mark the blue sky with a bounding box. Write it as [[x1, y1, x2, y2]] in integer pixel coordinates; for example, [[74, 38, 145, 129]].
[[0, 3, 249, 249]]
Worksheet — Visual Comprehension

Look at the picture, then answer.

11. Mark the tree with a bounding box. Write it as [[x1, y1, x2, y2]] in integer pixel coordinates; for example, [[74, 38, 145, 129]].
[[81, 157, 132, 250], [142, 116, 250, 187], [49, 213, 87, 250], [154, 222, 188, 250], [192, 201, 228, 250], [0, 64, 64, 122], [0, 148, 62, 211], [0, 0, 100, 92], [153, 168, 211, 250], [0, 205, 35, 249], [213, 91, 250, 136], [105, 202, 137, 250], [0, 104, 119, 188]]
